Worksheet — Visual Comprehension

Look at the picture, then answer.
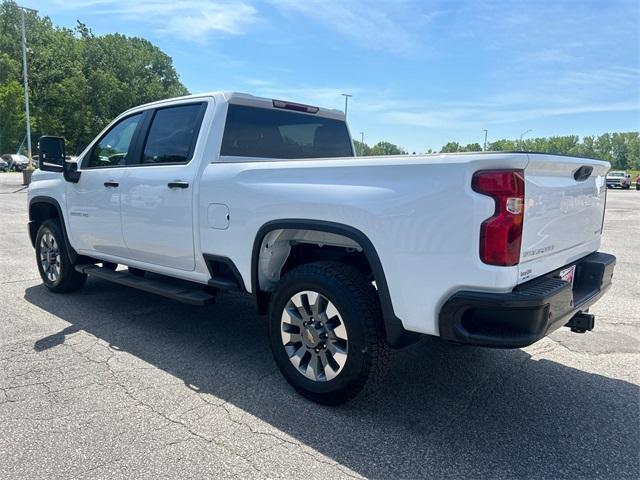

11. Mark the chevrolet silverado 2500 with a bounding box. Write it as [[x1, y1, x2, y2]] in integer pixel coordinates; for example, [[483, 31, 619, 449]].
[[29, 92, 616, 404]]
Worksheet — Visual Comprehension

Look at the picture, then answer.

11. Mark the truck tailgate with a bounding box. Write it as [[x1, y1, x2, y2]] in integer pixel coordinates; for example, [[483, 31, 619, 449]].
[[518, 153, 610, 284]]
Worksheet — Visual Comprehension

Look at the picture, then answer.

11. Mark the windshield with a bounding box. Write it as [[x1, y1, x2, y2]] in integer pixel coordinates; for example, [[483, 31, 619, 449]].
[[608, 172, 624, 177], [221, 104, 353, 159]]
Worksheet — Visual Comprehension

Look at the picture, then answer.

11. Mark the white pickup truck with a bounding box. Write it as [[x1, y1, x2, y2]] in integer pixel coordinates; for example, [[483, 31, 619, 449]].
[[29, 92, 616, 404]]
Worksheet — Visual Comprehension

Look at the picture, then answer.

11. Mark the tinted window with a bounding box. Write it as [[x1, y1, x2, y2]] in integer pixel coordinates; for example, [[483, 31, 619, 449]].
[[221, 105, 353, 159], [140, 104, 204, 165], [87, 113, 142, 168]]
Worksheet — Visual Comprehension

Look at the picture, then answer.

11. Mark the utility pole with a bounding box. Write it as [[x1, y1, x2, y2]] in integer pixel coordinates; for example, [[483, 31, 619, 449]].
[[341, 93, 352, 118], [18, 5, 38, 179], [360, 132, 364, 156], [483, 129, 488, 151], [519, 129, 532, 150]]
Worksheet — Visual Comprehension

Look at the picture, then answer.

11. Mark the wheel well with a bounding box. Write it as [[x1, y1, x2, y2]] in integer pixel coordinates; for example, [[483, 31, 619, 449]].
[[283, 243, 373, 281], [255, 228, 372, 294], [29, 201, 60, 247], [253, 220, 420, 348], [28, 198, 91, 266]]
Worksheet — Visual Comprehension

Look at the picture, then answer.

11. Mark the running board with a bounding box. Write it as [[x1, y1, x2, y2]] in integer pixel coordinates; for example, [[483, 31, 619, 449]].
[[75, 264, 216, 306]]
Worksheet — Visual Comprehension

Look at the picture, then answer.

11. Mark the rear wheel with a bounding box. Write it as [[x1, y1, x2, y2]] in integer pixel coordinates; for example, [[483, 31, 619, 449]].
[[35, 219, 87, 293], [269, 261, 389, 405]]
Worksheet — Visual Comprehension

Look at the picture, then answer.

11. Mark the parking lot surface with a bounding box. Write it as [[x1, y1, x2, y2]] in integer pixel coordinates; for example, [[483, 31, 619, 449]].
[[0, 172, 638, 479]]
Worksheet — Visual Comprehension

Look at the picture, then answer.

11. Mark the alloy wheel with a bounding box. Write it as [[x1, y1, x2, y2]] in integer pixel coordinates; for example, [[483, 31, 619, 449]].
[[280, 290, 349, 382], [39, 230, 61, 283]]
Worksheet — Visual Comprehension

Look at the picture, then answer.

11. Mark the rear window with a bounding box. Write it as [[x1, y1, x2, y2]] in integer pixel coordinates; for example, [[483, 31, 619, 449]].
[[221, 104, 353, 159]]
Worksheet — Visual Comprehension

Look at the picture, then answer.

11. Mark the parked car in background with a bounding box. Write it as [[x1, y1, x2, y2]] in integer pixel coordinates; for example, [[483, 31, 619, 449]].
[[0, 157, 8, 172], [605, 171, 631, 189], [1, 154, 30, 172], [636, 174, 640, 190]]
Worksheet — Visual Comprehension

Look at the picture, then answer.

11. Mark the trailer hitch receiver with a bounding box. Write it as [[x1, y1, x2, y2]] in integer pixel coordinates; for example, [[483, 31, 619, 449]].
[[566, 312, 595, 333]]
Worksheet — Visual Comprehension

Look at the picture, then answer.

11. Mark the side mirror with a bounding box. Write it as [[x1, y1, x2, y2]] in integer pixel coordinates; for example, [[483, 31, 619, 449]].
[[38, 136, 65, 172]]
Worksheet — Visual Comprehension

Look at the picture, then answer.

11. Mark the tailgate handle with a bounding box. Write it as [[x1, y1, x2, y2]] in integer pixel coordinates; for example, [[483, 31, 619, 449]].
[[573, 165, 593, 182]]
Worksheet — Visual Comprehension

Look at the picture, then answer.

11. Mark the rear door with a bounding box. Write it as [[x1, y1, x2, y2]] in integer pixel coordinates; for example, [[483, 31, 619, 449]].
[[518, 153, 610, 283], [119, 102, 207, 271]]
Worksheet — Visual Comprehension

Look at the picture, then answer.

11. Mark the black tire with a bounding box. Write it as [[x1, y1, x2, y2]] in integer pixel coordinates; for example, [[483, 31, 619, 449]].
[[268, 261, 389, 405], [35, 219, 87, 293], [128, 267, 145, 277]]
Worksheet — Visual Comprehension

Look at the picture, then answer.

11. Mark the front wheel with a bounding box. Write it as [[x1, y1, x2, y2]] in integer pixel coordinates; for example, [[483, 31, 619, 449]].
[[35, 219, 87, 293], [269, 261, 389, 405]]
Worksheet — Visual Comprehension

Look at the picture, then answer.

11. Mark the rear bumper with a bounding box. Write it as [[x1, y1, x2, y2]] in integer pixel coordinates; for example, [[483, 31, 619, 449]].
[[438, 252, 616, 348]]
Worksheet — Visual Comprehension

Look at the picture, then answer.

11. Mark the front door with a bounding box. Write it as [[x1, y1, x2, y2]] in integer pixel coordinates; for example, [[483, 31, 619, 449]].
[[119, 102, 207, 271], [67, 112, 144, 257]]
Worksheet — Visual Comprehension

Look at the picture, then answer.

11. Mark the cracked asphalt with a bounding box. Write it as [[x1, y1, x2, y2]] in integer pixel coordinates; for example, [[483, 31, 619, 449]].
[[0, 172, 638, 479]]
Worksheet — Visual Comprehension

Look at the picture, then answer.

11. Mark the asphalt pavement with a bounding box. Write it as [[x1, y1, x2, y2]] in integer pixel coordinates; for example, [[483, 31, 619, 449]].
[[0, 172, 638, 479]]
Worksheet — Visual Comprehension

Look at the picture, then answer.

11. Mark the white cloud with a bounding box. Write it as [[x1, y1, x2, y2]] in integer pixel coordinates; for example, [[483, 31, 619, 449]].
[[269, 0, 440, 54], [51, 0, 258, 41], [381, 101, 640, 130], [243, 64, 639, 133]]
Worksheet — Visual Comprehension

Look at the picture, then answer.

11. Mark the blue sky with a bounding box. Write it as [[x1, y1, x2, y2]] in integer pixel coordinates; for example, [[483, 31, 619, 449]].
[[31, 0, 640, 152]]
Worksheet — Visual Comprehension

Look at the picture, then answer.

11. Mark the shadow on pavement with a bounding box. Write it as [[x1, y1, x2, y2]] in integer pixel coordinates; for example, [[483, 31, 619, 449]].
[[25, 280, 640, 479]]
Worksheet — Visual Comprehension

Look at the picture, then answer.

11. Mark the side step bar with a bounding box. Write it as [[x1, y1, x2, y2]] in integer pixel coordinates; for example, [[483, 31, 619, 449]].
[[75, 264, 216, 306]]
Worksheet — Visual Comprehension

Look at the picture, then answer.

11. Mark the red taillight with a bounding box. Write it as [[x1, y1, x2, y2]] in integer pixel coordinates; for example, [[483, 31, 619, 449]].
[[472, 169, 525, 266]]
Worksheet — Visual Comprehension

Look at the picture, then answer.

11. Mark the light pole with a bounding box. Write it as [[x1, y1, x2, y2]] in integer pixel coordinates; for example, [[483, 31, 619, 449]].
[[483, 129, 488, 151], [341, 93, 352, 118], [360, 132, 364, 155], [18, 5, 38, 184], [519, 129, 532, 150]]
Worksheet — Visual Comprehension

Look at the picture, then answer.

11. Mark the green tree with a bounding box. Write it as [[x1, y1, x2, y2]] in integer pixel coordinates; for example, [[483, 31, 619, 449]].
[[0, 80, 24, 153], [0, 1, 188, 155], [370, 141, 406, 155], [440, 141, 461, 153], [439, 142, 482, 153], [353, 139, 371, 156], [487, 139, 518, 151], [462, 142, 482, 152]]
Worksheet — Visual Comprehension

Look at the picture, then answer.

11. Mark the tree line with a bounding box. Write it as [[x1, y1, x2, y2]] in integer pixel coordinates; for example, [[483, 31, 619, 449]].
[[355, 133, 640, 170], [0, 1, 187, 155], [1, 1, 637, 170]]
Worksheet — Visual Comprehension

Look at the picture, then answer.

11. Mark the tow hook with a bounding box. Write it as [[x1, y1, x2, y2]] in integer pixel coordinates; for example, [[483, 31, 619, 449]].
[[566, 312, 595, 333]]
